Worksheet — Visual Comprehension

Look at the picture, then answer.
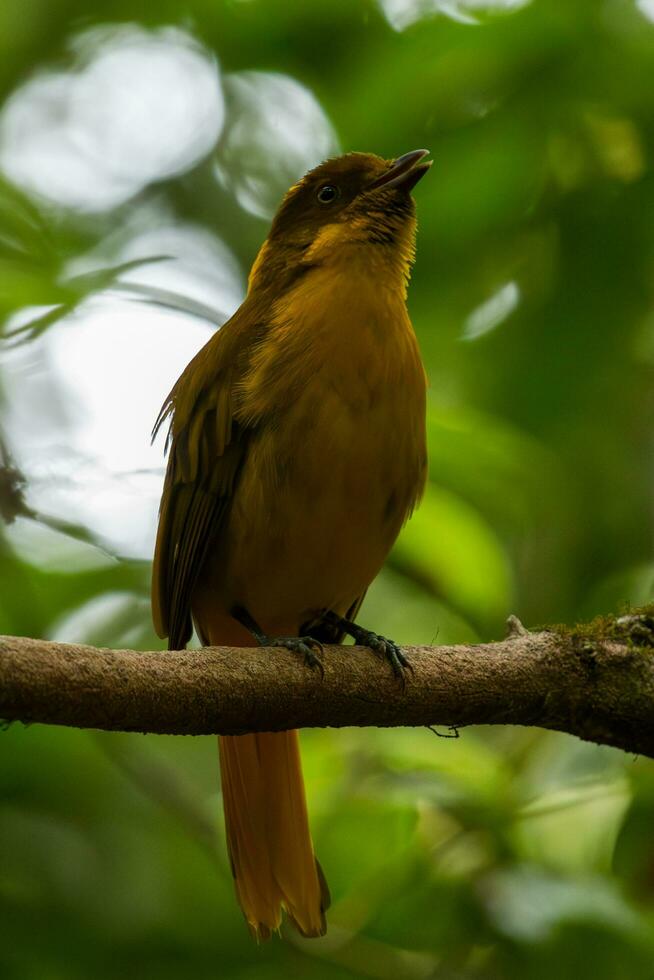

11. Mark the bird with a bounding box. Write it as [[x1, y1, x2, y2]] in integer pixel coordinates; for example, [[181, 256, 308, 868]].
[[151, 148, 430, 941]]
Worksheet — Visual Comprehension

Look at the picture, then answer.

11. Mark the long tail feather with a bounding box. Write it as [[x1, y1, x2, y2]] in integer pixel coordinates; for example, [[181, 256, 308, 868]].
[[219, 731, 329, 940], [196, 615, 329, 939]]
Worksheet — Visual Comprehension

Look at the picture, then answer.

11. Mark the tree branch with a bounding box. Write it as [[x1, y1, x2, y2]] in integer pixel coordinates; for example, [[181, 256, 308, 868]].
[[2, 613, 654, 757]]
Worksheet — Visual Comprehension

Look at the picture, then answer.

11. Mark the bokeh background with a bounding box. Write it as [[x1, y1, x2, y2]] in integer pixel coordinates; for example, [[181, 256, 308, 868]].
[[2, 0, 654, 976]]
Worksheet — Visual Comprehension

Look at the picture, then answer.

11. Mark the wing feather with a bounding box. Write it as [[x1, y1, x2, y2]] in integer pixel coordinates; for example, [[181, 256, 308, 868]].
[[152, 306, 258, 651]]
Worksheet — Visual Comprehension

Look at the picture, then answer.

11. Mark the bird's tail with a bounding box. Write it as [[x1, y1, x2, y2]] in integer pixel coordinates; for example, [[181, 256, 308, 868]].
[[218, 730, 329, 940]]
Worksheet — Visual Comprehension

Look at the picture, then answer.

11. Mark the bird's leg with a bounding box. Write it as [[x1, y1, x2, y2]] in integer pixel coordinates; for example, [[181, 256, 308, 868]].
[[231, 605, 324, 674], [320, 610, 412, 684]]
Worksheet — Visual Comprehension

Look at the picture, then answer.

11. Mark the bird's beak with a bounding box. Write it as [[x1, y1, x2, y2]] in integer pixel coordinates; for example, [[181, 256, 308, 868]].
[[369, 149, 432, 193]]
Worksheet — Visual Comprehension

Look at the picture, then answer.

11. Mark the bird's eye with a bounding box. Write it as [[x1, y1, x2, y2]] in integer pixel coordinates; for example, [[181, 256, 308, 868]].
[[316, 184, 340, 204]]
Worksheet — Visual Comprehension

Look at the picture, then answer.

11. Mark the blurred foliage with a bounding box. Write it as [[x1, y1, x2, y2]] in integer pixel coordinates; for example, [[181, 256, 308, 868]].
[[3, 0, 654, 977]]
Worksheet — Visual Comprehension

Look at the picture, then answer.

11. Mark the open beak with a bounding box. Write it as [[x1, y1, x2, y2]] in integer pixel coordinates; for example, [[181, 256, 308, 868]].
[[369, 149, 432, 193]]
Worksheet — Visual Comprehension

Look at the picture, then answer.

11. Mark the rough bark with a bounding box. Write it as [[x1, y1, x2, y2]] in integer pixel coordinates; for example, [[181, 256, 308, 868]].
[[2, 612, 654, 757]]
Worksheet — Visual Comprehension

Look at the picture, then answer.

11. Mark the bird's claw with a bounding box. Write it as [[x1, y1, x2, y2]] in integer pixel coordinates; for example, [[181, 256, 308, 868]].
[[317, 610, 412, 686], [352, 628, 412, 686], [370, 634, 412, 683], [271, 636, 325, 676]]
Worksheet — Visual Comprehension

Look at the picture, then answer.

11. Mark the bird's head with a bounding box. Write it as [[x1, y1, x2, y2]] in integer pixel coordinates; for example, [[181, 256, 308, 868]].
[[248, 150, 431, 294]]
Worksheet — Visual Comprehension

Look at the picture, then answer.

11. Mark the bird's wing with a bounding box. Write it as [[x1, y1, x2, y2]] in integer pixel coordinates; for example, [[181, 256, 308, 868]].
[[151, 306, 258, 651]]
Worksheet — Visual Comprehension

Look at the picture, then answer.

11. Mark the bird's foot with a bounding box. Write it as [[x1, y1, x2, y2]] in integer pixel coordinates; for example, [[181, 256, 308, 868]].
[[270, 636, 325, 675], [230, 606, 325, 674], [354, 627, 412, 684], [320, 611, 411, 686]]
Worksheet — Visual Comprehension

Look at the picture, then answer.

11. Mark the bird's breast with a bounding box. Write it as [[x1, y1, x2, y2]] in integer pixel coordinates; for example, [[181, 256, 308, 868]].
[[216, 265, 427, 629]]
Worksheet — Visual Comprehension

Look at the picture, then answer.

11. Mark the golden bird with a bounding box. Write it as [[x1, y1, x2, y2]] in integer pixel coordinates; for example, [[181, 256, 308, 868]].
[[152, 148, 430, 940]]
